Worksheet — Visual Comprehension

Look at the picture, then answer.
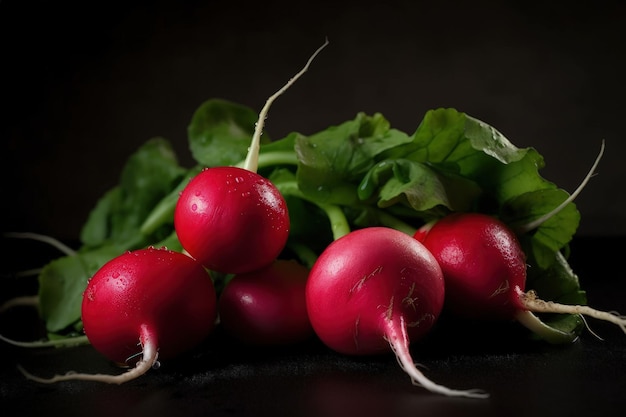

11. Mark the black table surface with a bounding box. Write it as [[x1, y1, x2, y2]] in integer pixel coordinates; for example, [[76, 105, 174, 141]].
[[1, 236, 625, 417]]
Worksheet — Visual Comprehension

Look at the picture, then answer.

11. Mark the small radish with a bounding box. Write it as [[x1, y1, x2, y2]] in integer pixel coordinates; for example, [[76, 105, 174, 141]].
[[415, 212, 626, 340], [174, 40, 328, 273], [414, 141, 626, 341], [174, 166, 290, 273], [306, 227, 488, 398], [218, 259, 313, 345], [19, 247, 217, 384]]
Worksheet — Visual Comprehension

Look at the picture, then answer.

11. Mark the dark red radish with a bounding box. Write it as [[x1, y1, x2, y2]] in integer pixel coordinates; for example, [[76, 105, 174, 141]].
[[306, 227, 488, 398], [218, 259, 313, 345], [19, 247, 217, 384], [174, 40, 328, 274], [415, 212, 626, 340]]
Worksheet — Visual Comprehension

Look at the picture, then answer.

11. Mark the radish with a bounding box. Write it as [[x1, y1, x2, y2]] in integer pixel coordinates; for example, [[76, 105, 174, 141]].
[[306, 226, 488, 398], [415, 212, 626, 341], [19, 247, 217, 384], [174, 40, 328, 273], [414, 141, 626, 342], [218, 259, 313, 345]]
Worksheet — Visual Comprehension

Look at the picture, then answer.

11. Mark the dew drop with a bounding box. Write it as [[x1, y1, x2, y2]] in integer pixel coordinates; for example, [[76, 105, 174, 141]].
[[191, 203, 198, 212], [152, 360, 161, 370], [235, 176, 244, 184]]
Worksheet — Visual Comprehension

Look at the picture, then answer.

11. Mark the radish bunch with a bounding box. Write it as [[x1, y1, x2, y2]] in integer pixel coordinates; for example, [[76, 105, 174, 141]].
[[6, 38, 625, 404]]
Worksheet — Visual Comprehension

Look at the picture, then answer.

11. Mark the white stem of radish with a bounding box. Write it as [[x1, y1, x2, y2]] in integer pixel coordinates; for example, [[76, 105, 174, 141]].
[[384, 315, 489, 399], [242, 38, 329, 173], [518, 288, 626, 334], [513, 309, 577, 344], [17, 326, 158, 385], [517, 140, 605, 234]]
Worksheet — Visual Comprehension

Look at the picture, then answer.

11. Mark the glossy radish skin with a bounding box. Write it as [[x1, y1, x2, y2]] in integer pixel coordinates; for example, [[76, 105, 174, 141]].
[[218, 259, 313, 345], [307, 227, 444, 355], [415, 213, 527, 321], [82, 247, 217, 364], [306, 227, 487, 398], [174, 166, 290, 274], [18, 247, 218, 385], [415, 212, 626, 342]]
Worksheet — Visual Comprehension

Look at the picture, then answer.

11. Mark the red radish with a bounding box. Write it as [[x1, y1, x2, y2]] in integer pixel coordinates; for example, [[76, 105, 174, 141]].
[[415, 212, 626, 340], [174, 166, 290, 273], [414, 141, 626, 341], [19, 247, 217, 384], [174, 40, 328, 273], [306, 227, 488, 398], [218, 259, 313, 345]]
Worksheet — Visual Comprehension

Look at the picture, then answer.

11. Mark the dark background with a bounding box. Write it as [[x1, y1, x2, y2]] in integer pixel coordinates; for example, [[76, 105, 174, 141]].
[[1, 0, 625, 241]]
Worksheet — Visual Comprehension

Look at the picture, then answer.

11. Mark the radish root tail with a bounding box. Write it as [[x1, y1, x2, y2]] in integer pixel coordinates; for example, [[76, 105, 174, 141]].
[[517, 140, 605, 234], [385, 316, 489, 399], [17, 339, 158, 385], [243, 38, 329, 172], [519, 289, 626, 334]]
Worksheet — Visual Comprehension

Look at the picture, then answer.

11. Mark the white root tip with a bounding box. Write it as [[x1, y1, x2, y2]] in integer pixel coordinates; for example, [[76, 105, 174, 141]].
[[517, 139, 605, 234], [519, 289, 626, 335], [385, 317, 489, 399], [17, 340, 158, 385]]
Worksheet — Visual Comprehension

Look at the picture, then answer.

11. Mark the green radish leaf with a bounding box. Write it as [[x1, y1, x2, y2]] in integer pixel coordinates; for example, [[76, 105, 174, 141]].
[[358, 159, 481, 214], [188, 98, 261, 167], [295, 112, 411, 205], [501, 188, 581, 268], [38, 244, 125, 334], [79, 137, 186, 250]]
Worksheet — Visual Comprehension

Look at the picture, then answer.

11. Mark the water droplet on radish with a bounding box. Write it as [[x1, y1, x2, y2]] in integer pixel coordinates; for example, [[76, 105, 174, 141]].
[[152, 361, 161, 370], [235, 177, 244, 184], [191, 203, 198, 212]]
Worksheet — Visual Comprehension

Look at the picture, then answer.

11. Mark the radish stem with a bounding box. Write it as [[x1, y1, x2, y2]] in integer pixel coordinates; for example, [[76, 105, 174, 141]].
[[236, 151, 299, 169], [243, 38, 329, 173], [4, 232, 77, 257], [0, 295, 39, 313], [513, 309, 577, 344], [1, 334, 89, 348], [275, 180, 351, 240]]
